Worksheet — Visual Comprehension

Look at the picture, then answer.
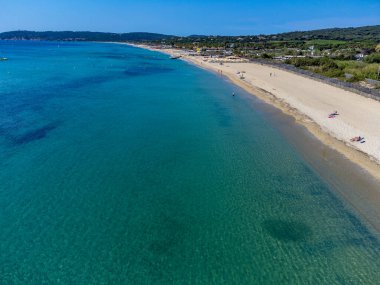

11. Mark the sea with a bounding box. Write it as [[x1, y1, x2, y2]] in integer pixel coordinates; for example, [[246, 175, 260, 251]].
[[0, 41, 379, 284]]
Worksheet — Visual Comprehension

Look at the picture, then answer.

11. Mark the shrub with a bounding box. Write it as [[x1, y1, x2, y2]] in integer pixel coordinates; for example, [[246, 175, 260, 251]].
[[322, 68, 344, 77], [321, 60, 339, 72], [364, 53, 380, 63], [261, 53, 272, 59], [346, 74, 364, 82]]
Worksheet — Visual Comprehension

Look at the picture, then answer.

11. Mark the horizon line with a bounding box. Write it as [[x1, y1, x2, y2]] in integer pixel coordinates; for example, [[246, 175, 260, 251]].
[[1, 24, 379, 38]]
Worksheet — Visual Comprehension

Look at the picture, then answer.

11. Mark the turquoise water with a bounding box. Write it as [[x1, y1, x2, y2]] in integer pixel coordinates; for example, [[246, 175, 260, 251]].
[[0, 41, 379, 284]]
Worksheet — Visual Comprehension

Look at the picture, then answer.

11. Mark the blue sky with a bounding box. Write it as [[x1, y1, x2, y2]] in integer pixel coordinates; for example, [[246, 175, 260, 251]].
[[0, 0, 379, 35]]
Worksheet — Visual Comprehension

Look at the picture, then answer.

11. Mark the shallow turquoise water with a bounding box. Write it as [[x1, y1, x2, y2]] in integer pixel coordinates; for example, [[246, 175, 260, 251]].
[[0, 41, 379, 284]]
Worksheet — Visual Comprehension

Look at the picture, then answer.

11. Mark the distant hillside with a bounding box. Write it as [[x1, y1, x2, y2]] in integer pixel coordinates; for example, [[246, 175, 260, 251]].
[[270, 25, 380, 41], [160, 25, 380, 56], [0, 31, 177, 42], [183, 25, 380, 42], [1, 25, 379, 43]]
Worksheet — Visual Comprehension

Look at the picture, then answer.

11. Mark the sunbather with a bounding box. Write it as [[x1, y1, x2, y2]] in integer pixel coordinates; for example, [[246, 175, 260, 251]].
[[350, 136, 364, 142], [328, 110, 339, 118]]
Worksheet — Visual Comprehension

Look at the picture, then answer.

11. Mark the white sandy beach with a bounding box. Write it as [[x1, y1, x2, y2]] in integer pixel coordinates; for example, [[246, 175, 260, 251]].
[[131, 44, 380, 180]]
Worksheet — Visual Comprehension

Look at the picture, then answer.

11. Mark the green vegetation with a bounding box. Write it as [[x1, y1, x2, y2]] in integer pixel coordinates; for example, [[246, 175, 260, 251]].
[[337, 61, 379, 81], [364, 53, 380, 63], [167, 25, 380, 49], [284, 57, 379, 82], [304, 40, 347, 50], [285, 57, 344, 78], [271, 25, 380, 41]]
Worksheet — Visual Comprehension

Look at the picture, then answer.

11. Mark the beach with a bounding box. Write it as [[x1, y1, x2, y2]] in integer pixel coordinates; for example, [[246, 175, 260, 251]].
[[131, 44, 380, 182]]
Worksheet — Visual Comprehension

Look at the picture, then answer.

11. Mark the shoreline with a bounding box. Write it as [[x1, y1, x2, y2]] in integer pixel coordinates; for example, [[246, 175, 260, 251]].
[[128, 43, 380, 184]]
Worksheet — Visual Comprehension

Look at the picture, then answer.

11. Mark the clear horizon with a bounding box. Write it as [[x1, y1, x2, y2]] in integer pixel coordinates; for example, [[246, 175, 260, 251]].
[[1, 0, 379, 36]]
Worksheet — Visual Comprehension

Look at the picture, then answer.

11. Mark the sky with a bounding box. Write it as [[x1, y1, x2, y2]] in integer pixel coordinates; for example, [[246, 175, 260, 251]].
[[0, 0, 379, 36]]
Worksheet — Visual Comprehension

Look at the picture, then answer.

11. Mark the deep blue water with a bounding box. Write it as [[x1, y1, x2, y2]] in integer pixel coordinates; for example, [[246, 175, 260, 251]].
[[0, 41, 379, 284]]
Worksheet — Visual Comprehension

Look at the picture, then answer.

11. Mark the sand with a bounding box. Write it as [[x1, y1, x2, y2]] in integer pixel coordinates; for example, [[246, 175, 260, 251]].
[[130, 44, 380, 182]]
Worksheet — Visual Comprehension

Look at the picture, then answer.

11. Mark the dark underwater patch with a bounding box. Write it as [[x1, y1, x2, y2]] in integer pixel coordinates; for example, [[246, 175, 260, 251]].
[[343, 212, 380, 248], [308, 186, 323, 196], [1, 74, 115, 118], [100, 54, 130, 60], [11, 122, 59, 145], [262, 219, 312, 242], [300, 234, 379, 256], [62, 75, 115, 89], [276, 188, 302, 200], [301, 239, 337, 255], [47, 75, 65, 81], [212, 102, 232, 127], [147, 214, 186, 256], [124, 65, 174, 77], [136, 54, 165, 61]]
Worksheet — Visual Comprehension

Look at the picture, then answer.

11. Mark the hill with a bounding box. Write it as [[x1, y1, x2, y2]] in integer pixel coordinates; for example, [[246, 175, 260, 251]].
[[1, 26, 379, 43], [0, 30, 177, 42], [270, 25, 380, 41]]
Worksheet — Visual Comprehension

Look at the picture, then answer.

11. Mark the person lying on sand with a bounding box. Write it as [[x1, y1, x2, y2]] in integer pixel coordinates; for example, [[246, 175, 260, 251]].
[[350, 136, 364, 142], [328, 111, 339, 118]]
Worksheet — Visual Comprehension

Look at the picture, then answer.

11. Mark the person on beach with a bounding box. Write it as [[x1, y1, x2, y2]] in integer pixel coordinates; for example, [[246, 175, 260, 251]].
[[328, 110, 339, 118], [350, 136, 364, 142]]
